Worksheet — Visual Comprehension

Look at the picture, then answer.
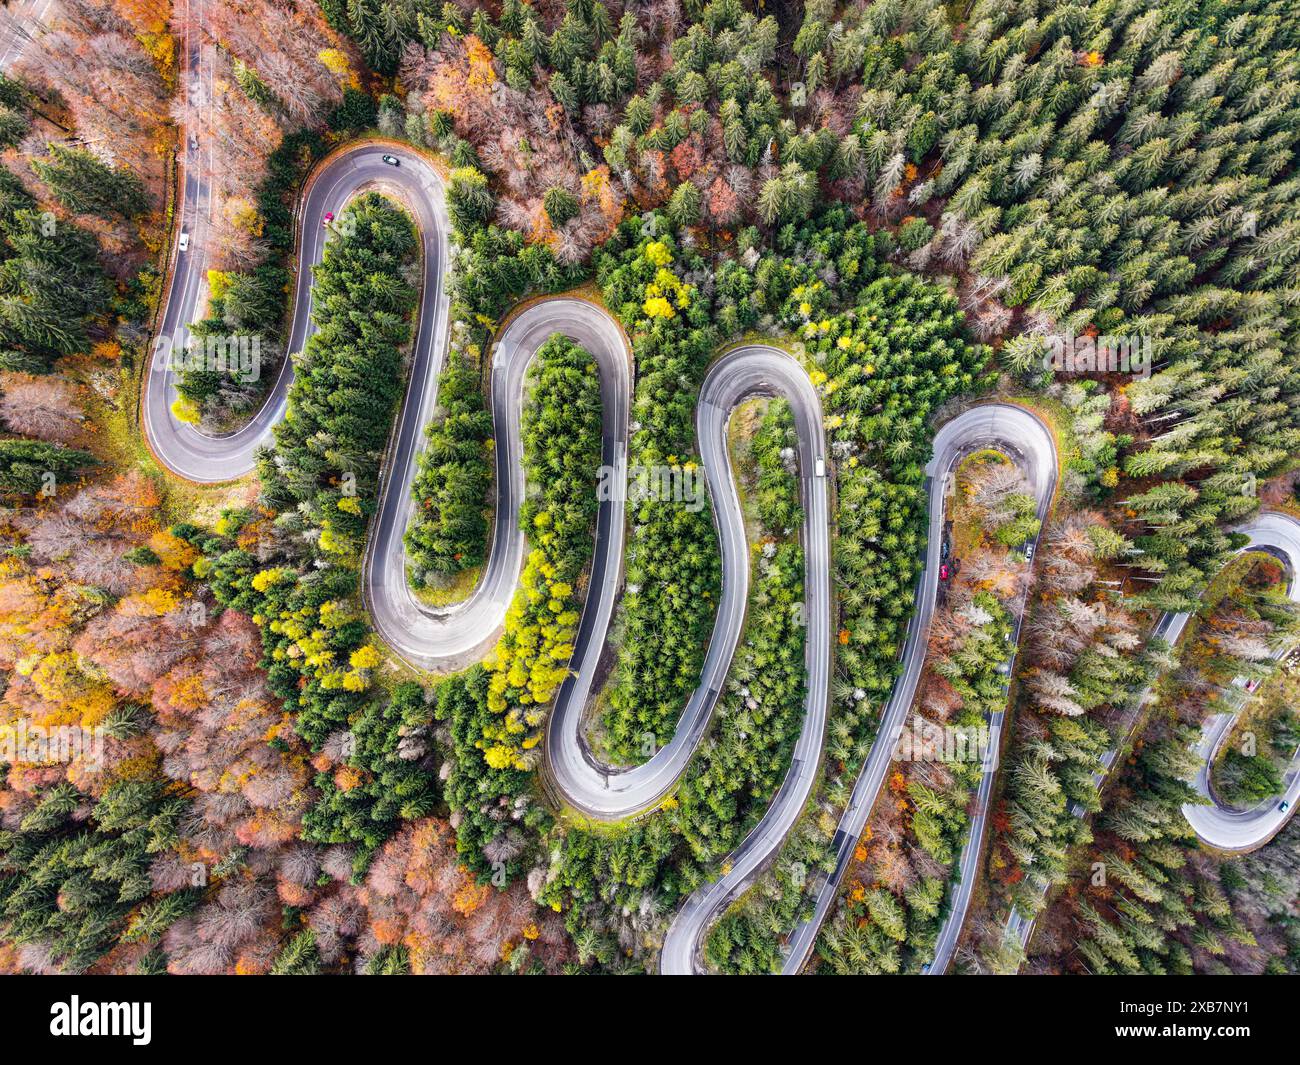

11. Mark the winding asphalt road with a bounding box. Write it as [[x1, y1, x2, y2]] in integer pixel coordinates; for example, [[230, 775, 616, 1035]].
[[144, 55, 822, 826], [1003, 510, 1300, 958], [143, 134, 639, 672], [653, 348, 831, 972], [776, 404, 1058, 976], [1180, 513, 1300, 850], [364, 297, 630, 667], [769, 429, 1300, 974], [144, 142, 449, 482], [146, 19, 836, 832], [550, 346, 829, 821], [146, 36, 1300, 974]]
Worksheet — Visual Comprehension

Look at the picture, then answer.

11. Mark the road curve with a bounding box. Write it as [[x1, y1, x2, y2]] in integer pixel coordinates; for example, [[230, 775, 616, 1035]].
[[660, 403, 1055, 973], [364, 298, 630, 667], [150, 112, 835, 866], [780, 403, 1058, 976], [1004, 510, 1300, 957], [145, 127, 641, 692], [143, 143, 449, 481], [142, 136, 633, 668], [1180, 513, 1300, 850], [657, 345, 830, 973]]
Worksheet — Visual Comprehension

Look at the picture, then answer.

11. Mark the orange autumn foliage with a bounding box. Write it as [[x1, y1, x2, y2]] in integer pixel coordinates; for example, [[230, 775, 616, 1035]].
[[333, 765, 364, 791], [452, 877, 491, 917], [428, 34, 496, 118]]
